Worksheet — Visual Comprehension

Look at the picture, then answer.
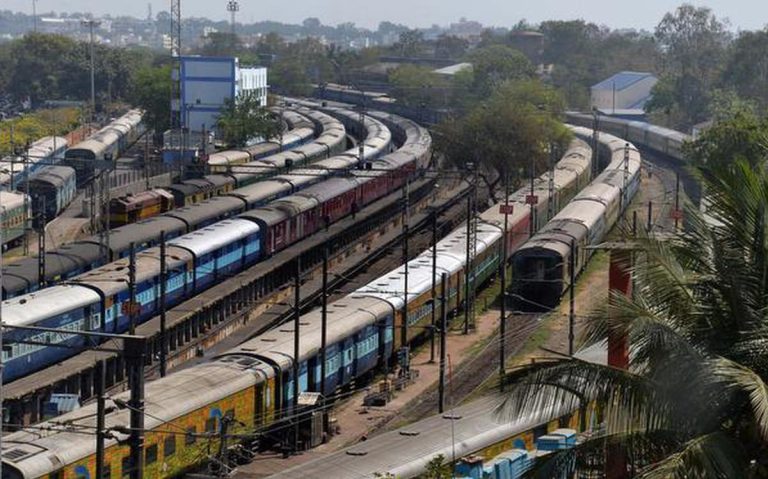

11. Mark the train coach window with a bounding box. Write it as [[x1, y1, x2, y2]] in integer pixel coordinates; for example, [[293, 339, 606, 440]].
[[205, 417, 217, 433], [121, 457, 132, 478], [164, 435, 176, 457], [185, 426, 197, 445], [100, 465, 111, 479], [145, 444, 158, 465], [50, 471, 63, 479]]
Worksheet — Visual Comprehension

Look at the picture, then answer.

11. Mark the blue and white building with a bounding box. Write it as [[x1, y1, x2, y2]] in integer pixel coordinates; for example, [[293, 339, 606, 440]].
[[177, 56, 268, 134]]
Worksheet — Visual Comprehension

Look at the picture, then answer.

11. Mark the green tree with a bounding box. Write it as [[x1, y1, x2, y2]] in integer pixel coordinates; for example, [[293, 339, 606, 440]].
[[270, 57, 313, 96], [388, 65, 448, 108], [500, 158, 768, 476], [649, 4, 731, 125], [216, 92, 281, 148], [130, 64, 172, 141], [683, 110, 768, 168], [721, 29, 768, 111], [7, 33, 78, 104], [466, 45, 535, 97], [395, 29, 425, 57], [433, 79, 570, 198], [201, 32, 242, 57], [434, 34, 468, 59]]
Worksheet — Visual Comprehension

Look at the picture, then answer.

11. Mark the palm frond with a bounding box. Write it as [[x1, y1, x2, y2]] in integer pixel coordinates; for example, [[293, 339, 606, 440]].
[[637, 432, 747, 479], [498, 359, 673, 435], [710, 356, 768, 442], [523, 429, 684, 479]]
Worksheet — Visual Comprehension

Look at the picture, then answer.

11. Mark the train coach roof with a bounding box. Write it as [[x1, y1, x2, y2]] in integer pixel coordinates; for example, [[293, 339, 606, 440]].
[[296, 177, 360, 204], [201, 175, 232, 188], [2, 242, 106, 295], [72, 245, 193, 297], [259, 150, 306, 168], [1, 285, 100, 326], [356, 257, 457, 311], [169, 218, 260, 256], [221, 295, 392, 370], [165, 196, 245, 228], [268, 395, 568, 479], [207, 149, 250, 166], [242, 141, 281, 157], [104, 216, 187, 254], [574, 182, 620, 205], [238, 206, 290, 227], [228, 179, 292, 206], [0, 191, 27, 209], [28, 165, 76, 187], [1, 361, 262, 478]]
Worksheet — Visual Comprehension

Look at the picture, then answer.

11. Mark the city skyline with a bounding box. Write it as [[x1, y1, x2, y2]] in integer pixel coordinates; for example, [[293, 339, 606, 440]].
[[2, 0, 767, 31]]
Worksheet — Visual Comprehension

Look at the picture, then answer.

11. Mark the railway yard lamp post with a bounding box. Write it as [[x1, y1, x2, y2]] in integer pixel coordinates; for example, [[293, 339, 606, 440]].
[[81, 19, 101, 127]]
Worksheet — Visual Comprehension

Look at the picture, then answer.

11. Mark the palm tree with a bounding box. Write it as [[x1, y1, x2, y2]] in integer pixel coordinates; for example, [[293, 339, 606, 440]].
[[500, 160, 768, 477]]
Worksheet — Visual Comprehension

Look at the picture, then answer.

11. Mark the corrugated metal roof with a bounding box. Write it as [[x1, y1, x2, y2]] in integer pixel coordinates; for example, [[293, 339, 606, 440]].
[[592, 71, 654, 91], [433, 62, 473, 76]]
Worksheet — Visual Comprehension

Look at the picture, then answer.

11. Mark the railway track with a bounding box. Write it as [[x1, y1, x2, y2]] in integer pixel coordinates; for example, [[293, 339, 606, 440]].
[[386, 313, 541, 427]]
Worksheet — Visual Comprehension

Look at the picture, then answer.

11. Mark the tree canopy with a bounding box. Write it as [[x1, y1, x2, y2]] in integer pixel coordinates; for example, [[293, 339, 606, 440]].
[[647, 4, 731, 126], [215, 92, 281, 148], [130, 64, 172, 141], [683, 110, 768, 168], [466, 45, 535, 97], [433, 79, 570, 198], [0, 33, 154, 109]]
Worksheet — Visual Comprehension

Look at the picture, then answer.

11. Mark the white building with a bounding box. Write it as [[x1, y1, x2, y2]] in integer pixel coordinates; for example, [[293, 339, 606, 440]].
[[177, 56, 268, 134], [590, 71, 658, 113], [237, 66, 268, 106]]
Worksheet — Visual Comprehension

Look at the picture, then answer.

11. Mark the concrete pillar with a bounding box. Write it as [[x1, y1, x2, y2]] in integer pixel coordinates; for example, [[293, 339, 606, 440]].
[[606, 248, 632, 479]]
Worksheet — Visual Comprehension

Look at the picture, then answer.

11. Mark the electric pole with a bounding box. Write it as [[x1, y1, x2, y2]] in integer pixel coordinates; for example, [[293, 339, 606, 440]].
[[81, 19, 101, 127], [227, 1, 239, 37]]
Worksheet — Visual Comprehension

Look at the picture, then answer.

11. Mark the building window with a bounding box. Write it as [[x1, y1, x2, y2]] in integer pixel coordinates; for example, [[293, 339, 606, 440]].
[[164, 435, 176, 457], [145, 444, 158, 465], [186, 425, 197, 445]]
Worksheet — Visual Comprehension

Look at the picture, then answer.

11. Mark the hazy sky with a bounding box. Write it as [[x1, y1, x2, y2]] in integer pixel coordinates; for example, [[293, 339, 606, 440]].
[[5, 0, 768, 31]]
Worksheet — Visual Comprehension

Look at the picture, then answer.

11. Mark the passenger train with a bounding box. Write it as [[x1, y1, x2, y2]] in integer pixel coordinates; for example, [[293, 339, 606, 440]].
[[107, 107, 345, 226], [565, 111, 690, 160], [1, 103, 389, 299], [0, 139, 593, 479], [63, 110, 145, 187], [205, 108, 317, 172], [512, 127, 643, 310], [17, 165, 78, 222], [0, 191, 32, 248], [0, 136, 68, 190], [0, 137, 71, 248], [0, 108, 404, 382]]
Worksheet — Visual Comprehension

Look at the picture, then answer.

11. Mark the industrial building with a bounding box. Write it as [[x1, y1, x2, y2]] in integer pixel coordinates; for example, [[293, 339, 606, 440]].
[[590, 71, 657, 114]]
